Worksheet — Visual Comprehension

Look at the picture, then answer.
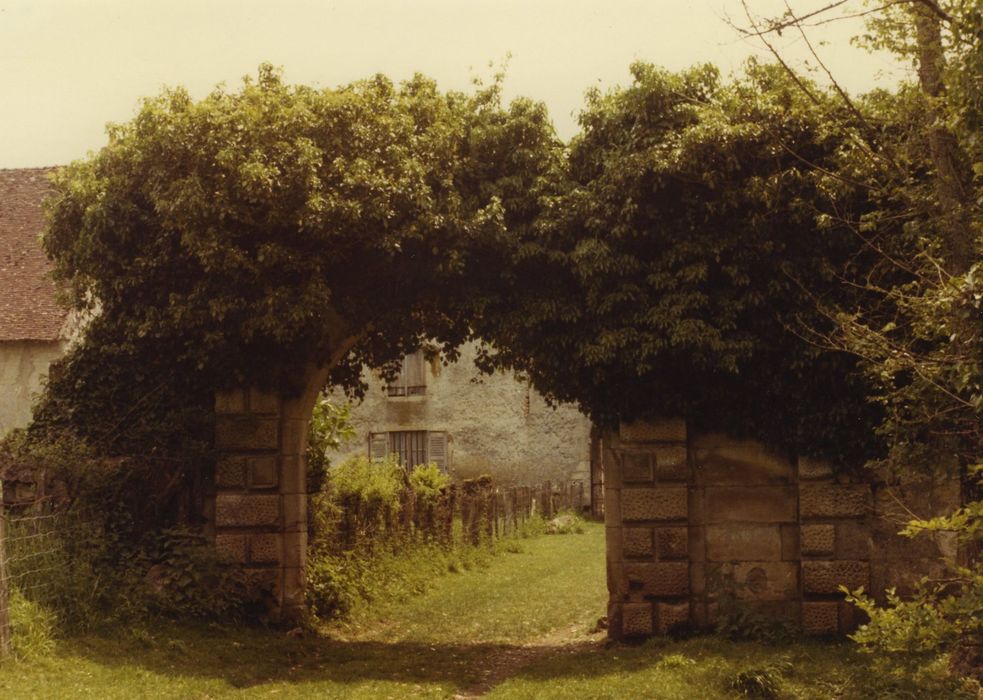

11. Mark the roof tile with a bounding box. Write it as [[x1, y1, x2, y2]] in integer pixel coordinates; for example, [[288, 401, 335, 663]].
[[0, 167, 69, 341]]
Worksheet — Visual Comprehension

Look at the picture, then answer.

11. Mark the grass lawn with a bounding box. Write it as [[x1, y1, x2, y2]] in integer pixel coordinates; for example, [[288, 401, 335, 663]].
[[0, 522, 975, 699]]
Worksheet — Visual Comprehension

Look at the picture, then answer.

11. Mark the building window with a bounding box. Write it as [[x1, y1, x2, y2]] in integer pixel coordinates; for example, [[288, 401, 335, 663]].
[[369, 430, 448, 471], [386, 351, 427, 397]]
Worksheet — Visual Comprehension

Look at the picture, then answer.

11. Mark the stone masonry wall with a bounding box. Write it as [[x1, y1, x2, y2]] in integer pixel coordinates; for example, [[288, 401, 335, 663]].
[[605, 419, 962, 640], [212, 385, 311, 622], [0, 340, 67, 438], [326, 342, 591, 486]]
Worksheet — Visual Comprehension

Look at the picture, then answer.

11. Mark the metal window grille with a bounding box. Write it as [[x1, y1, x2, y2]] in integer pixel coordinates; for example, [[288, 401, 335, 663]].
[[368, 430, 449, 471], [388, 431, 429, 469]]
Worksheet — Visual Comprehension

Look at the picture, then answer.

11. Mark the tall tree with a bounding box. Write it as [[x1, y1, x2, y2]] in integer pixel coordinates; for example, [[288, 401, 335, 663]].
[[734, 0, 982, 668]]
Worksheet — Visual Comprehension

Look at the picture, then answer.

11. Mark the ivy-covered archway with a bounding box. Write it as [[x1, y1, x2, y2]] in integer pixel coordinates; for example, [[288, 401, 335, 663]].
[[31, 63, 966, 635]]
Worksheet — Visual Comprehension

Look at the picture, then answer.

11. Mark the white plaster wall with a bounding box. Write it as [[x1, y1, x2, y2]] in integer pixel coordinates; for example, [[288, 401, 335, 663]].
[[327, 342, 591, 486], [0, 340, 65, 437]]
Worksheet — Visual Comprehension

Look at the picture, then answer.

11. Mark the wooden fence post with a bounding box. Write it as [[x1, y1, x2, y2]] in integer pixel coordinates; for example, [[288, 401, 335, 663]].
[[0, 481, 11, 657]]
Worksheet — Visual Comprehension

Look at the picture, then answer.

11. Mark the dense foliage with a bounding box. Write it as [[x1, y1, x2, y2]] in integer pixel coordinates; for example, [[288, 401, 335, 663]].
[[35, 63, 560, 455], [745, 0, 983, 676], [474, 62, 885, 464], [17, 3, 981, 672]]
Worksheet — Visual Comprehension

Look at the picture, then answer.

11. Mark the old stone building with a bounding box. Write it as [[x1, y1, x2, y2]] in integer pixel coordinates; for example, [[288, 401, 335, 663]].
[[325, 343, 593, 487], [0, 167, 73, 437]]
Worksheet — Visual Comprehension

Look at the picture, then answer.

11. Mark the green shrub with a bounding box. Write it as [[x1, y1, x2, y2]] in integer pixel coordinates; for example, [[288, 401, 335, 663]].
[[139, 529, 248, 620], [7, 588, 57, 661], [0, 430, 257, 634], [306, 395, 355, 493], [329, 455, 404, 544], [709, 568, 798, 643], [728, 660, 792, 699], [408, 463, 450, 508], [516, 513, 547, 539], [845, 465, 982, 681]]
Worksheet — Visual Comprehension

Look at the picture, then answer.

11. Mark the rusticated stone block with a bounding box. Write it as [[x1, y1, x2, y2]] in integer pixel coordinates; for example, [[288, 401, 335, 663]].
[[603, 446, 623, 490], [690, 600, 709, 629], [249, 533, 282, 564], [215, 456, 246, 488], [731, 562, 798, 601], [802, 560, 869, 595], [214, 534, 246, 563], [834, 522, 870, 560], [606, 526, 624, 562], [839, 601, 860, 633], [657, 602, 691, 634], [215, 416, 278, 451], [870, 557, 948, 599], [282, 566, 305, 610], [622, 487, 688, 522], [248, 388, 279, 414], [604, 487, 622, 522], [802, 601, 839, 635], [620, 419, 686, 443], [656, 527, 688, 560], [215, 389, 247, 414], [781, 525, 799, 561], [798, 456, 834, 481], [690, 561, 706, 597], [688, 526, 706, 561], [654, 445, 689, 482], [248, 456, 278, 488], [282, 493, 307, 531], [801, 524, 835, 556], [621, 602, 653, 637], [622, 452, 653, 483], [705, 486, 796, 523], [282, 530, 308, 567], [706, 525, 781, 562], [607, 559, 629, 598], [691, 435, 792, 485], [280, 455, 305, 494], [280, 419, 309, 456], [799, 483, 870, 519], [624, 527, 653, 558], [244, 567, 279, 596], [625, 562, 689, 597], [215, 494, 280, 527], [688, 488, 705, 523], [869, 516, 940, 559]]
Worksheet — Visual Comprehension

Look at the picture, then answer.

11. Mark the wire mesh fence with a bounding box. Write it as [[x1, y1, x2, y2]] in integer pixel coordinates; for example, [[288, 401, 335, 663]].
[[0, 481, 78, 657], [0, 473, 590, 656]]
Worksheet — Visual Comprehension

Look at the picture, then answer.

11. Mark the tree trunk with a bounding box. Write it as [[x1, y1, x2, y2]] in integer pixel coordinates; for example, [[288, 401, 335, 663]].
[[911, 4, 975, 275]]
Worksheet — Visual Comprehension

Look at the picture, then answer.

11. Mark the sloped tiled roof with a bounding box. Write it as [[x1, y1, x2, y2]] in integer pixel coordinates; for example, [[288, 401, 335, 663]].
[[0, 167, 69, 341]]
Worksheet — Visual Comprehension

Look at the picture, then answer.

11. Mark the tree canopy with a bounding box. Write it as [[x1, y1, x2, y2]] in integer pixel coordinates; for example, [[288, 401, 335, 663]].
[[44, 64, 560, 393], [38, 56, 967, 471], [473, 61, 884, 463]]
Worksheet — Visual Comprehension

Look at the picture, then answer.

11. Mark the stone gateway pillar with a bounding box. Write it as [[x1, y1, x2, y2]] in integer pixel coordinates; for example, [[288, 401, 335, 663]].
[[210, 366, 329, 622], [603, 419, 960, 640]]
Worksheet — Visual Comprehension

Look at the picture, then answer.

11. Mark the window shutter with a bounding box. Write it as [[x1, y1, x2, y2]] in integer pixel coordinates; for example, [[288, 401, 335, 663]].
[[369, 432, 389, 462], [405, 351, 426, 395], [427, 431, 448, 471]]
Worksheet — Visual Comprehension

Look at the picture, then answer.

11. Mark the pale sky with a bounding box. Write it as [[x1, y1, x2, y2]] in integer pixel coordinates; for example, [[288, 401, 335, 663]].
[[0, 0, 908, 169]]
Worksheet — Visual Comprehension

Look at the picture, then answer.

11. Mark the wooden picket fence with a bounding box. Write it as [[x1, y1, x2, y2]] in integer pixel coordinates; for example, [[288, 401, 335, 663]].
[[330, 477, 588, 552], [457, 478, 587, 545]]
